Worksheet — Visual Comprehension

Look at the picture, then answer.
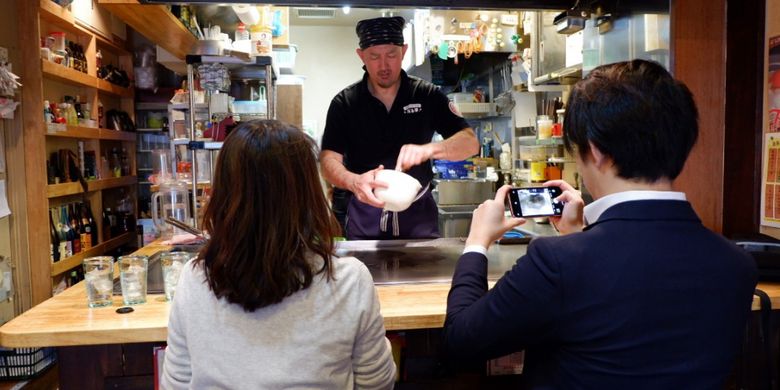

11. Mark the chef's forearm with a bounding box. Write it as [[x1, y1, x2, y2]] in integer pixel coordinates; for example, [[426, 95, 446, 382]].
[[431, 128, 479, 161], [320, 151, 359, 191]]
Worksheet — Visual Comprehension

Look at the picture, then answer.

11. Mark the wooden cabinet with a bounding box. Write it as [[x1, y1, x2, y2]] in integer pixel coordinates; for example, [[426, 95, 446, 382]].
[[20, 0, 138, 303]]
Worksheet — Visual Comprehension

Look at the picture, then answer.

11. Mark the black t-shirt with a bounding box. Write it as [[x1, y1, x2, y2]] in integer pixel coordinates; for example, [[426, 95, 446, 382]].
[[321, 71, 470, 185]]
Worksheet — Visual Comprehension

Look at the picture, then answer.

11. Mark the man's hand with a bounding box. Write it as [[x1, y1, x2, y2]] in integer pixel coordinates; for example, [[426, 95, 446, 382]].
[[350, 165, 388, 208], [465, 185, 526, 248], [544, 180, 584, 235], [396, 144, 435, 171]]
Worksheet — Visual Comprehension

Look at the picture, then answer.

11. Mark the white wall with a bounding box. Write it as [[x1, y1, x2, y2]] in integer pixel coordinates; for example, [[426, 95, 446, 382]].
[[292, 25, 363, 142]]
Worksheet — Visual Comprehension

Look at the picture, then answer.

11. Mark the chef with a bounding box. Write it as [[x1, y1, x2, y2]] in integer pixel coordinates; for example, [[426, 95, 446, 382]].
[[320, 16, 479, 240]]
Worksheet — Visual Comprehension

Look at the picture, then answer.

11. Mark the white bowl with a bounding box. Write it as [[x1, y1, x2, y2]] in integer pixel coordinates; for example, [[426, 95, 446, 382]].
[[374, 169, 422, 212]]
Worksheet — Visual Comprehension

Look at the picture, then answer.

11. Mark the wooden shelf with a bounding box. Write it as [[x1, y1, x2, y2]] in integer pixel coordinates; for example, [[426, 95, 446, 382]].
[[98, 0, 197, 60], [41, 60, 95, 89], [45, 125, 136, 142], [97, 79, 134, 98], [47, 176, 138, 198], [41, 61, 133, 97], [39, 0, 77, 30], [136, 102, 168, 110], [50, 232, 135, 277], [21, 0, 141, 304], [93, 32, 130, 56]]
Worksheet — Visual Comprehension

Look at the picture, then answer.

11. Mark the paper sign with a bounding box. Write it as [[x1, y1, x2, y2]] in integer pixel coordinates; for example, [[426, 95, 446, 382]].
[[761, 133, 780, 227]]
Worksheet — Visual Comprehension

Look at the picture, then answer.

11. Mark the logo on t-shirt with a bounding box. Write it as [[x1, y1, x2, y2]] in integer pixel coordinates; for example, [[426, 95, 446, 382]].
[[403, 103, 422, 114]]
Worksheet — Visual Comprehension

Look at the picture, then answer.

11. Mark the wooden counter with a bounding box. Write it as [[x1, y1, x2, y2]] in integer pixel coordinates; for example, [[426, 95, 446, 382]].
[[0, 240, 776, 348]]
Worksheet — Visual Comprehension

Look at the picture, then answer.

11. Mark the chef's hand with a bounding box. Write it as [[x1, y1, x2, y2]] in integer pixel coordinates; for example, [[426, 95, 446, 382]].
[[466, 185, 526, 249], [544, 180, 584, 235], [396, 143, 435, 171], [350, 165, 387, 208]]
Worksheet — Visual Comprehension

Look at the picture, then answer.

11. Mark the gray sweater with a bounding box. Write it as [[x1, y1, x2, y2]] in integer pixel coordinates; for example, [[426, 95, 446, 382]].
[[161, 256, 396, 389]]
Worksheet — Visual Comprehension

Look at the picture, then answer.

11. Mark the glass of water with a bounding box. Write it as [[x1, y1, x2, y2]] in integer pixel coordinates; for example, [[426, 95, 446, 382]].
[[161, 252, 191, 301], [83, 256, 114, 308], [119, 255, 148, 305]]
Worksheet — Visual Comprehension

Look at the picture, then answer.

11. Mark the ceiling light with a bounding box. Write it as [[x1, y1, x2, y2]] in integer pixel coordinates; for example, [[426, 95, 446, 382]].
[[342, 6, 351, 15]]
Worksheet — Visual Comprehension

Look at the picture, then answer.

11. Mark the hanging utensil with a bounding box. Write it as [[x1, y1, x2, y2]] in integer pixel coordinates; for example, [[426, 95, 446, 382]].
[[165, 217, 208, 240]]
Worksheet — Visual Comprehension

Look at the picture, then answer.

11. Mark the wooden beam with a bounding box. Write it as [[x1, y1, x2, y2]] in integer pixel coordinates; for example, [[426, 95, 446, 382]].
[[722, 0, 765, 237], [19, 0, 52, 305], [670, 0, 727, 232]]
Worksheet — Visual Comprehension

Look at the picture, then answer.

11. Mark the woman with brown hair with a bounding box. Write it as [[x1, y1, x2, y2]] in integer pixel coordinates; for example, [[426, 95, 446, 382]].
[[161, 120, 396, 389]]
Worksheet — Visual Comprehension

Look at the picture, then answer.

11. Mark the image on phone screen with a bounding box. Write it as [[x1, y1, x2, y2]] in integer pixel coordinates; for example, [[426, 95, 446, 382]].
[[508, 187, 564, 218]]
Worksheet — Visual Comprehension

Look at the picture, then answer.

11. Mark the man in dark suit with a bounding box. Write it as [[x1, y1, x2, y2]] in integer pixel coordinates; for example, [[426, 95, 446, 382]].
[[443, 60, 758, 389]]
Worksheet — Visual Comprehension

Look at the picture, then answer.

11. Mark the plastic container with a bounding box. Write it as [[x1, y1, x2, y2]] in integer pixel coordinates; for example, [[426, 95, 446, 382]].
[[272, 45, 298, 69], [447, 93, 474, 103], [250, 27, 273, 56], [537, 115, 553, 140], [233, 100, 266, 115], [49, 32, 66, 53], [235, 22, 249, 41], [434, 160, 473, 179], [0, 348, 56, 380], [518, 145, 547, 161]]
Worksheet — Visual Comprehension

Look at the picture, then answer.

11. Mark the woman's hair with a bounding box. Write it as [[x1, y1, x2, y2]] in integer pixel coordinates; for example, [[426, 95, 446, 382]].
[[197, 120, 341, 312], [563, 59, 699, 181]]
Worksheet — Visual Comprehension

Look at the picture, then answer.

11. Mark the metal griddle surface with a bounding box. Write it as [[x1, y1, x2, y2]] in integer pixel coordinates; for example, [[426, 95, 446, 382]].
[[335, 238, 528, 285]]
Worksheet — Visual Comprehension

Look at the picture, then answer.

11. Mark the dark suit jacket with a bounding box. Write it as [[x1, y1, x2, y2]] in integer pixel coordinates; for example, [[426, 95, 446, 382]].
[[444, 200, 757, 389]]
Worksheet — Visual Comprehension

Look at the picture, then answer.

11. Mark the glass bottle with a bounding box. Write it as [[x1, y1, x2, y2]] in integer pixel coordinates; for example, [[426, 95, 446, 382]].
[[85, 202, 98, 245], [69, 204, 81, 254], [60, 206, 73, 258], [49, 210, 60, 263]]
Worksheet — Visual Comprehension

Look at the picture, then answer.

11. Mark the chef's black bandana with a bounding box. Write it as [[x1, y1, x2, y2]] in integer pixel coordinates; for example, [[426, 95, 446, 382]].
[[356, 16, 405, 49]]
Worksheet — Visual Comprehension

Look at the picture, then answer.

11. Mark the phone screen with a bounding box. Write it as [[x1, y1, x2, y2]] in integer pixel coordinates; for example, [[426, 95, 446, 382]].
[[507, 186, 564, 218]]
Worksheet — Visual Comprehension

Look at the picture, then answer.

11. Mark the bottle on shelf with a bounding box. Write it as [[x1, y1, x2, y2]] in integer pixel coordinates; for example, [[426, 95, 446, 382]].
[[50, 102, 65, 124], [84, 202, 98, 246], [74, 95, 84, 123], [116, 190, 135, 235], [69, 204, 81, 255], [110, 148, 121, 178], [46, 159, 56, 185], [235, 22, 250, 41], [49, 210, 60, 263], [250, 6, 274, 57], [96, 50, 103, 70], [68, 271, 79, 287], [59, 206, 72, 258], [120, 148, 130, 176], [103, 208, 118, 241], [97, 99, 104, 129], [77, 203, 91, 250], [43, 100, 54, 124]]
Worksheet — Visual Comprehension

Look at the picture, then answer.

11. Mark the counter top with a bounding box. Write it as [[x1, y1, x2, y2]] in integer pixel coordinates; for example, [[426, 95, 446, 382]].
[[0, 239, 776, 348]]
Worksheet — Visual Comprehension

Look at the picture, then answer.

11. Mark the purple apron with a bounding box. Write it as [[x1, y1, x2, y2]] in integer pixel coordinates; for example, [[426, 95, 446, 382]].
[[346, 189, 440, 240]]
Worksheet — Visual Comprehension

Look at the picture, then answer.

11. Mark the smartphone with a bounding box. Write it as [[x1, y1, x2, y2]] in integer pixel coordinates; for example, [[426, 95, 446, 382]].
[[507, 186, 564, 218]]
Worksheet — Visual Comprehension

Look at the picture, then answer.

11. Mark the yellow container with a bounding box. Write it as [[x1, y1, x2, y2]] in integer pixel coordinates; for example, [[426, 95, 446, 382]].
[[530, 161, 547, 182]]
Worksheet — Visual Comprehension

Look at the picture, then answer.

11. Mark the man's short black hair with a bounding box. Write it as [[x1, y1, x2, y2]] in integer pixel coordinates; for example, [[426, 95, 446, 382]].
[[563, 59, 699, 181]]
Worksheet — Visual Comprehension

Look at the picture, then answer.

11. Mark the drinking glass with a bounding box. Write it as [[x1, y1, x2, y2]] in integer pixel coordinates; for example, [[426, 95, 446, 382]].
[[83, 256, 114, 308], [119, 255, 148, 305], [161, 252, 191, 301]]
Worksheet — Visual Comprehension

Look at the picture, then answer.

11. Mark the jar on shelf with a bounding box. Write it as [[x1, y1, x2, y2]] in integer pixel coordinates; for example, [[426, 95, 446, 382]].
[[49, 32, 66, 54]]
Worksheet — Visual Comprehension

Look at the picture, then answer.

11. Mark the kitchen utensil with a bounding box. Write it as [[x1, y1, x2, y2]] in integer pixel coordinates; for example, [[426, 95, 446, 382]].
[[164, 217, 206, 239], [374, 169, 424, 212]]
